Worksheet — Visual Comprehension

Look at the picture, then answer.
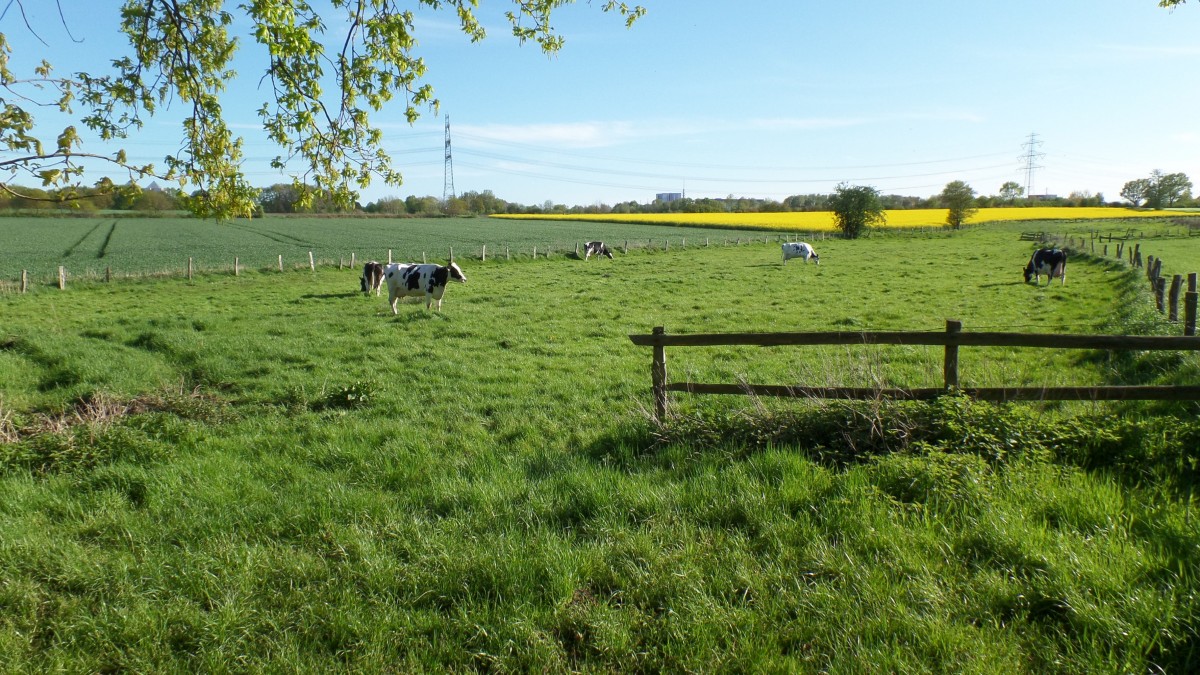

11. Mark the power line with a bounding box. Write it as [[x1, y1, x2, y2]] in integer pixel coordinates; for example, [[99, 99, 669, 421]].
[[1019, 132, 1045, 196], [443, 115, 456, 202]]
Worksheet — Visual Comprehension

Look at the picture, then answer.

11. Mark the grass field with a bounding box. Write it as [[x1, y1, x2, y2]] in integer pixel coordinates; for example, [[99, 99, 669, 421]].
[[1, 219, 1198, 671], [0, 215, 791, 285]]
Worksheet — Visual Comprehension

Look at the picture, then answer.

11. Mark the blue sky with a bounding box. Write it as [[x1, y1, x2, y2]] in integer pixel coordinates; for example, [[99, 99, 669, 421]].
[[4, 1, 1200, 206]]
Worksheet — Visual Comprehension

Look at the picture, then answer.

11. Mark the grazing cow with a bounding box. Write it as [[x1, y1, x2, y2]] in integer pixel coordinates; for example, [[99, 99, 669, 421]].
[[782, 242, 819, 265], [583, 241, 614, 260], [360, 261, 385, 296], [1023, 248, 1067, 285], [385, 262, 467, 312]]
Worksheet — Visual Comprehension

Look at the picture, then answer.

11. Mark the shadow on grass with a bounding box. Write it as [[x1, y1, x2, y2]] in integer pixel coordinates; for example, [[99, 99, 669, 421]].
[[300, 292, 360, 300]]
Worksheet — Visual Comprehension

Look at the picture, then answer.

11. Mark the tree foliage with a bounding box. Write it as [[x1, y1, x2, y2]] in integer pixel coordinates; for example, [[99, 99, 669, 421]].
[[828, 183, 885, 239], [940, 180, 978, 229], [998, 181, 1024, 203], [0, 0, 644, 219], [1122, 170, 1193, 209]]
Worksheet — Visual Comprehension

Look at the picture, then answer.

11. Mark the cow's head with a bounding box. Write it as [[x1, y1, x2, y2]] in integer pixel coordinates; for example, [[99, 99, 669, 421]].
[[600, 246, 614, 259], [1023, 260, 1036, 283], [811, 252, 820, 265], [447, 262, 467, 283]]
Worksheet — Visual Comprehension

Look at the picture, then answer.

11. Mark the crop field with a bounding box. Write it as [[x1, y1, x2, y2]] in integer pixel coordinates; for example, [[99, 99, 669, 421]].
[[497, 206, 1193, 232], [1, 219, 1198, 671], [0, 215, 776, 285]]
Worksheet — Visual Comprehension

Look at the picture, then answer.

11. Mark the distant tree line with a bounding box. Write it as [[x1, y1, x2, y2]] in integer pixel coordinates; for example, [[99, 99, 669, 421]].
[[0, 173, 1192, 218]]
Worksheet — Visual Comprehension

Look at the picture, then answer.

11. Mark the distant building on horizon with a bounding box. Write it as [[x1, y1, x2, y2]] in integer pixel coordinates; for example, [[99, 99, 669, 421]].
[[655, 192, 683, 203]]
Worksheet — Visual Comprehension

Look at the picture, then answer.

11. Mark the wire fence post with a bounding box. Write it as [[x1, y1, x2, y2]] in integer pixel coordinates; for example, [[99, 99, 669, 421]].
[[651, 326, 668, 421], [1169, 274, 1183, 322], [944, 319, 962, 389], [1187, 273, 1198, 337]]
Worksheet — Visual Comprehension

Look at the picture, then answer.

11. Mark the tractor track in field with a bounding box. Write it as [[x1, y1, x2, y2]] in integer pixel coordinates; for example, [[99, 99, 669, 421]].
[[96, 221, 118, 259], [61, 221, 106, 258], [226, 222, 317, 248]]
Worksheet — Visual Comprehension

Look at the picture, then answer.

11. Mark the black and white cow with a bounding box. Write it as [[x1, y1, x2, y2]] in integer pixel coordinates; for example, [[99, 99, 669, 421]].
[[583, 241, 614, 260], [384, 262, 467, 312], [782, 242, 819, 265], [1023, 248, 1067, 285], [360, 261, 385, 296]]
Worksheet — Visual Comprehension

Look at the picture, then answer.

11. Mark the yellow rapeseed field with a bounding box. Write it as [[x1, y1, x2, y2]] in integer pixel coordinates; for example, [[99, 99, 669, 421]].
[[493, 207, 1180, 232]]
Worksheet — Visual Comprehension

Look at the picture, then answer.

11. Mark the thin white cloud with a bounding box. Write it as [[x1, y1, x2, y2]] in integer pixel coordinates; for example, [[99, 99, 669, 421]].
[[455, 120, 683, 148], [1100, 43, 1200, 57]]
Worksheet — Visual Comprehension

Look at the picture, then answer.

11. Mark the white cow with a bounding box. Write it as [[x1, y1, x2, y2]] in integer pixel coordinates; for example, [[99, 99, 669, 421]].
[[583, 241, 614, 260], [1024, 248, 1067, 286], [384, 262, 467, 312], [782, 242, 819, 265]]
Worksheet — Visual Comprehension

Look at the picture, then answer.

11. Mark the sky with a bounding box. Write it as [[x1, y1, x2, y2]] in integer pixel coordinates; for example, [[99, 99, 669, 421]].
[[3, 1, 1200, 207]]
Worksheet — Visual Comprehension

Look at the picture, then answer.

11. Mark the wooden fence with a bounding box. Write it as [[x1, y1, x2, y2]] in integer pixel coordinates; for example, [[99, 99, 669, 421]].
[[7, 234, 820, 294], [629, 320, 1200, 420], [1032, 231, 1198, 336]]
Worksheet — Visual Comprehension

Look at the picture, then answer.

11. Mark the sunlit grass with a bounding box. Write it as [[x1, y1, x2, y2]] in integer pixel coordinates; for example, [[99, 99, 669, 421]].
[[494, 207, 1182, 231], [1, 222, 1197, 671]]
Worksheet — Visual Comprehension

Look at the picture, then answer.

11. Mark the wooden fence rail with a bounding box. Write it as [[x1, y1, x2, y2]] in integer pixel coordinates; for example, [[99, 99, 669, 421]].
[[629, 320, 1200, 420]]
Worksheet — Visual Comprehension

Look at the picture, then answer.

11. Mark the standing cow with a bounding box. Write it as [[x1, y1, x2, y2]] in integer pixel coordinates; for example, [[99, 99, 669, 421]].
[[385, 262, 467, 312], [1023, 248, 1067, 285], [782, 242, 819, 265], [583, 241, 614, 260], [360, 261, 385, 296]]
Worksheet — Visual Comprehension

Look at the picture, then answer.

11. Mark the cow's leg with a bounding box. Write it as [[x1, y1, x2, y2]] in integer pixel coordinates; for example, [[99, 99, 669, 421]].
[[389, 290, 399, 314]]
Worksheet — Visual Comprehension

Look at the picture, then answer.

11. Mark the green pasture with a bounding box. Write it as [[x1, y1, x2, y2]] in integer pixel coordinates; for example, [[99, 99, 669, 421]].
[[0, 215, 803, 284], [1, 221, 1197, 672]]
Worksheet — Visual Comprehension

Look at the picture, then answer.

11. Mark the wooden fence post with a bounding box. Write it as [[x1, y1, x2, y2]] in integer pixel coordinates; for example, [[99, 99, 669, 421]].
[[1169, 274, 1183, 322], [481, 244, 486, 262], [533, 246, 537, 259], [506, 246, 510, 261], [105, 266, 111, 283], [388, 249, 392, 264], [278, 255, 283, 273], [449, 247, 454, 264], [575, 242, 580, 258], [422, 252, 427, 264], [58, 266, 65, 290], [235, 257, 240, 276], [624, 240, 629, 254], [187, 258, 192, 282], [944, 319, 962, 389], [1156, 277, 1167, 313], [308, 251, 315, 271], [351, 252, 356, 268], [1186, 273, 1198, 336], [20, 269, 27, 293], [651, 326, 668, 421]]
